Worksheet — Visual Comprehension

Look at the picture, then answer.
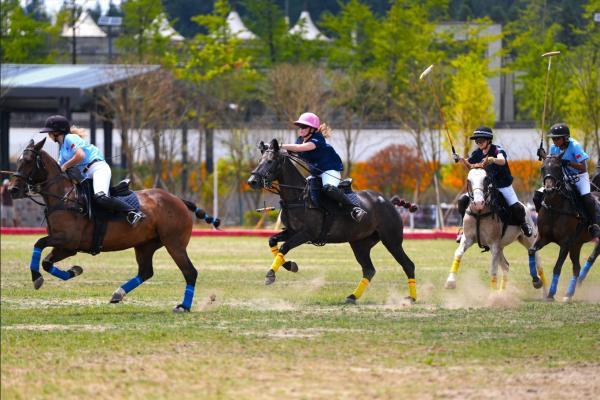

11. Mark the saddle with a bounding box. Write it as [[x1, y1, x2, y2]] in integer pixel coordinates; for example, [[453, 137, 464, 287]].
[[78, 179, 142, 255]]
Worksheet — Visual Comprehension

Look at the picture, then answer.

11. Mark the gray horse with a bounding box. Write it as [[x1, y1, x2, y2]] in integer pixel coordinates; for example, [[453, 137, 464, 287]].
[[445, 168, 547, 294]]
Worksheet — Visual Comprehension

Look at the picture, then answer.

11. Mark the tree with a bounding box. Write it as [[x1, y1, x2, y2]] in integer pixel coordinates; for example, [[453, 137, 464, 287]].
[[0, 0, 58, 63], [241, 0, 289, 66]]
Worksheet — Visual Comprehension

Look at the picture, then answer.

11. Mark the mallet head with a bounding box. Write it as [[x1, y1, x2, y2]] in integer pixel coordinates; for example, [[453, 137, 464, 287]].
[[419, 64, 434, 80], [542, 51, 561, 58]]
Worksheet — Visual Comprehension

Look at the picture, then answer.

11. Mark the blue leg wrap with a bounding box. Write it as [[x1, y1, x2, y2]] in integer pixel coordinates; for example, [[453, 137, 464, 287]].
[[48, 266, 72, 280], [181, 284, 195, 310], [528, 253, 537, 279], [549, 273, 560, 297], [30, 247, 42, 272], [579, 261, 592, 282], [121, 276, 143, 294], [566, 276, 577, 297]]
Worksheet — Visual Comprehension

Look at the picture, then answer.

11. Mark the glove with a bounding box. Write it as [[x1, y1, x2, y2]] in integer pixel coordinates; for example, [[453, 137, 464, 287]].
[[452, 153, 460, 163], [560, 159, 570, 168], [536, 148, 547, 159], [483, 157, 495, 167]]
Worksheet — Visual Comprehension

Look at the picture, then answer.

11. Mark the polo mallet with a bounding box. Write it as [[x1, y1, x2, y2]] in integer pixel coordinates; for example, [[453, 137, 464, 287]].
[[539, 50, 561, 159], [419, 64, 456, 155]]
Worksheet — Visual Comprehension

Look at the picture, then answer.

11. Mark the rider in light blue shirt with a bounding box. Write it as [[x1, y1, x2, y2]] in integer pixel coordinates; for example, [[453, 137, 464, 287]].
[[58, 133, 105, 177], [537, 123, 599, 238]]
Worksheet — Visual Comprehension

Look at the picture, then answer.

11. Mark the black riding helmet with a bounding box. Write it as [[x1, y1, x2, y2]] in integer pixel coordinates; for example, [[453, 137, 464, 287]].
[[469, 126, 493, 141], [39, 115, 71, 135], [547, 123, 570, 138]]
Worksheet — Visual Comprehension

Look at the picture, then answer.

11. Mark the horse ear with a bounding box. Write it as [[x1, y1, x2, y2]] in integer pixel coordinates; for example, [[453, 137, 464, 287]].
[[34, 137, 46, 151], [258, 141, 267, 154], [27, 139, 34, 148], [271, 139, 279, 152]]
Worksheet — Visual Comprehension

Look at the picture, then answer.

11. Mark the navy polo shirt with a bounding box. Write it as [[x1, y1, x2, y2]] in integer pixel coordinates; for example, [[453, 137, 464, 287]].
[[468, 144, 513, 188], [295, 132, 343, 176]]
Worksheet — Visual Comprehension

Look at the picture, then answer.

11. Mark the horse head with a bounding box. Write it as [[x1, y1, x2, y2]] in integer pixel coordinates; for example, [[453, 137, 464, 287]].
[[467, 168, 490, 212], [9, 138, 50, 199], [541, 154, 565, 192], [247, 139, 285, 190]]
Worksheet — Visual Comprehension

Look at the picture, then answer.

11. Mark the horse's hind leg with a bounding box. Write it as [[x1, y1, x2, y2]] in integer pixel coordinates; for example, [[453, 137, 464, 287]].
[[164, 242, 198, 312], [380, 235, 417, 303], [499, 253, 510, 290], [110, 239, 162, 304], [564, 243, 583, 302], [345, 234, 380, 304], [578, 240, 599, 286]]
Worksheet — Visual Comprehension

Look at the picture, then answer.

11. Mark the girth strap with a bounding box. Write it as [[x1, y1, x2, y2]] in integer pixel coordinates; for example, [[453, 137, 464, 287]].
[[466, 209, 493, 252]]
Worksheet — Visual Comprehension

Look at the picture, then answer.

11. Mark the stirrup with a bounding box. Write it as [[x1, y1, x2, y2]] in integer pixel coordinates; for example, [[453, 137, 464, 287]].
[[126, 211, 144, 226], [351, 207, 366, 222]]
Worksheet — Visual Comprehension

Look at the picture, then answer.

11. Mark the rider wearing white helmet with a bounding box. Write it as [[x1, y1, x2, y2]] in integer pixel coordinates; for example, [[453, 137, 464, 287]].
[[280, 112, 366, 222]]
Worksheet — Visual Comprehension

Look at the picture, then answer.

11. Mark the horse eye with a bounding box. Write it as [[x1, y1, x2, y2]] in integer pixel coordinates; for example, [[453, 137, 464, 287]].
[[267, 159, 273, 164]]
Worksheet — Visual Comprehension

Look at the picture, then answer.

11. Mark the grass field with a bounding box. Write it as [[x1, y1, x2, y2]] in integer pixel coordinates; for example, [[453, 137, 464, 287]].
[[1, 234, 599, 399]]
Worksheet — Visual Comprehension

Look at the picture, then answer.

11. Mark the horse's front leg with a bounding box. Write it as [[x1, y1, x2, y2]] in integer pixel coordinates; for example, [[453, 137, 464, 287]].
[[578, 240, 599, 286], [265, 230, 312, 285], [547, 245, 570, 301], [29, 236, 80, 290], [528, 237, 550, 289], [445, 235, 475, 289], [268, 230, 298, 273]]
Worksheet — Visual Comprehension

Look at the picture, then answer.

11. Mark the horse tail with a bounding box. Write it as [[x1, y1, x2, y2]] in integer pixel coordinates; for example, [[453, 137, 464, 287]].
[[391, 196, 419, 213], [180, 199, 221, 228]]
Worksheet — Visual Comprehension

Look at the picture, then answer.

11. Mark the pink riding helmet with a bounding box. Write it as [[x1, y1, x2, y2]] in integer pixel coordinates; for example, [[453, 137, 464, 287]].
[[294, 112, 320, 129]]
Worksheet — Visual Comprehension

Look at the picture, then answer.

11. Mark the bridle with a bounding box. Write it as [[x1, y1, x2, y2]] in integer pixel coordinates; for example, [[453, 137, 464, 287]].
[[250, 148, 308, 195]]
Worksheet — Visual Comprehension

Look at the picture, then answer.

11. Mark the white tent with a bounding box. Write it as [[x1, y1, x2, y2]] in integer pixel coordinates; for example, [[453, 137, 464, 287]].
[[289, 11, 330, 41], [153, 13, 184, 42], [226, 11, 257, 40], [61, 11, 106, 38]]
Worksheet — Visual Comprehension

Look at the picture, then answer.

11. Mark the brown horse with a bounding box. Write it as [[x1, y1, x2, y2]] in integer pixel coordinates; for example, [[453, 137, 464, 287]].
[[8, 138, 218, 312], [528, 155, 600, 301]]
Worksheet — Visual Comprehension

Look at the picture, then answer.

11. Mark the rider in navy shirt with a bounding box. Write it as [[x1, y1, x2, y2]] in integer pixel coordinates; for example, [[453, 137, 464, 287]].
[[281, 112, 366, 222], [454, 126, 532, 237]]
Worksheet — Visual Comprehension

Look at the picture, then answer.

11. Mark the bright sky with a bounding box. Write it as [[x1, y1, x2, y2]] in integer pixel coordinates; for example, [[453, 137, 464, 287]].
[[21, 0, 122, 15]]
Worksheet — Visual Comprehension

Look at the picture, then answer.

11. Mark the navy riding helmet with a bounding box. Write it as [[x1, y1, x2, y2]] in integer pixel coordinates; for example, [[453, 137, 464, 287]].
[[547, 123, 570, 138], [469, 126, 493, 141]]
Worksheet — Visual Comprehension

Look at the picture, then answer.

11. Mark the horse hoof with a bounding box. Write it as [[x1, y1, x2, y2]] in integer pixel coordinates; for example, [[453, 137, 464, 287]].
[[172, 304, 190, 313], [444, 280, 456, 289], [282, 261, 298, 273], [344, 295, 357, 305], [532, 278, 543, 289], [69, 265, 83, 278], [33, 276, 44, 290], [110, 288, 126, 304], [405, 296, 416, 304], [562, 296, 573, 303], [265, 270, 276, 285], [545, 296, 555, 302]]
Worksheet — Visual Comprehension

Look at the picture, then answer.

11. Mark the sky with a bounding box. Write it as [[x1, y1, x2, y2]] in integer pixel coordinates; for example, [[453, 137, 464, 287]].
[[21, 0, 122, 15]]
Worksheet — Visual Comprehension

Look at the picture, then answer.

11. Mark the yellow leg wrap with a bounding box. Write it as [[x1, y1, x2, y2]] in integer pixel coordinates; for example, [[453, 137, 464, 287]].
[[408, 278, 417, 301], [490, 276, 498, 290], [270, 246, 279, 256], [352, 278, 370, 299], [270, 253, 285, 272], [450, 257, 461, 274], [500, 275, 508, 290], [538, 267, 547, 287]]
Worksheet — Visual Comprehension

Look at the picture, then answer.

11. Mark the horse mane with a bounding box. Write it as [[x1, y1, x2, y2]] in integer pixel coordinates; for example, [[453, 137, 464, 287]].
[[282, 152, 308, 184], [39, 148, 62, 175]]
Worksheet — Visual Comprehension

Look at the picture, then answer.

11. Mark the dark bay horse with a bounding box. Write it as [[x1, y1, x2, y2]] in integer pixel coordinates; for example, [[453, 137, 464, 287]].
[[9, 138, 218, 312], [247, 139, 417, 304], [528, 155, 600, 301]]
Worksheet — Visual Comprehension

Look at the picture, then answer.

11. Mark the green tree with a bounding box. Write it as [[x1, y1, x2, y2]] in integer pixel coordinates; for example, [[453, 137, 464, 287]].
[[241, 0, 288, 66], [0, 0, 57, 63]]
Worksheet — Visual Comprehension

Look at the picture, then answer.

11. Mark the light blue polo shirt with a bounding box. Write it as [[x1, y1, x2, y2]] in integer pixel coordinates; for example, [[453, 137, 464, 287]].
[[58, 134, 104, 173], [550, 138, 589, 175]]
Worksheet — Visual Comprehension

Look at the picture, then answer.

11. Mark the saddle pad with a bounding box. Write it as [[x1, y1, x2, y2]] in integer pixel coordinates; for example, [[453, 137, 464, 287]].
[[117, 191, 141, 212]]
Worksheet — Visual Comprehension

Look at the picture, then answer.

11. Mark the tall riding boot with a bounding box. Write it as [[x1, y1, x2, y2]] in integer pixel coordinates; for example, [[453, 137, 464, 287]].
[[456, 194, 470, 242], [582, 194, 600, 238], [509, 202, 532, 237], [323, 184, 366, 222], [533, 190, 544, 213], [94, 192, 144, 226]]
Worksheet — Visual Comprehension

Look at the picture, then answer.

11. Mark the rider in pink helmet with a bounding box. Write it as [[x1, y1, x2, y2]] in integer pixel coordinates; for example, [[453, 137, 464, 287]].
[[280, 112, 367, 222]]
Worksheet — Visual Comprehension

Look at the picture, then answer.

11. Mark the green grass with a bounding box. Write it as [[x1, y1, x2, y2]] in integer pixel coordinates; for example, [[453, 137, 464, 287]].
[[1, 235, 599, 399]]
